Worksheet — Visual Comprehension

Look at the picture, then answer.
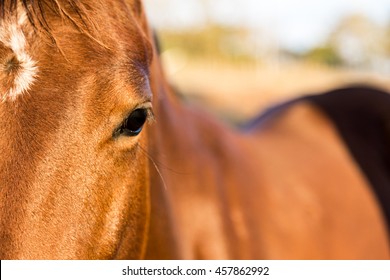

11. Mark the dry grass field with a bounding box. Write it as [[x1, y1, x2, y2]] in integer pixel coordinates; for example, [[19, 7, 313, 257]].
[[145, 0, 390, 125], [162, 54, 390, 124]]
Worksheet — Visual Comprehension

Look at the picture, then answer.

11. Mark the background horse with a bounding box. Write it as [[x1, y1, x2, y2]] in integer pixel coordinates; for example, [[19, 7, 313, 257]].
[[0, 0, 389, 259]]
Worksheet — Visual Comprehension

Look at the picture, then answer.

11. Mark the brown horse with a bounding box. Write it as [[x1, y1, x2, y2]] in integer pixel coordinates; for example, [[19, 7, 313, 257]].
[[0, 0, 389, 259]]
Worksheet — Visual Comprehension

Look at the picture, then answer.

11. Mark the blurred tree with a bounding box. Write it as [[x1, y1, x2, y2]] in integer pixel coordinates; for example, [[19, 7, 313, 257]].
[[385, 19, 390, 55], [302, 45, 343, 66], [328, 14, 388, 69], [158, 24, 256, 64]]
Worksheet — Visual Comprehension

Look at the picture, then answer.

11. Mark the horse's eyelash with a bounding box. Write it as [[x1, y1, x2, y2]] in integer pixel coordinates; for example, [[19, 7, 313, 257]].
[[145, 107, 156, 124], [135, 101, 155, 123]]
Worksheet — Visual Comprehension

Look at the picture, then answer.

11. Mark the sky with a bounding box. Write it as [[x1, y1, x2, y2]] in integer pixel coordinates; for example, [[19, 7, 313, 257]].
[[143, 0, 390, 52]]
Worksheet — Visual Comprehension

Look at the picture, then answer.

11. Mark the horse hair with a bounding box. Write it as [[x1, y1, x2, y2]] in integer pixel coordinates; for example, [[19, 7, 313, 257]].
[[0, 0, 93, 41]]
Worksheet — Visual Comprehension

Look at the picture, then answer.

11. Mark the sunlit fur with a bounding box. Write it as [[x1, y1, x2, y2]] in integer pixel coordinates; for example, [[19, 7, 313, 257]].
[[0, 0, 388, 259], [0, 0, 153, 259]]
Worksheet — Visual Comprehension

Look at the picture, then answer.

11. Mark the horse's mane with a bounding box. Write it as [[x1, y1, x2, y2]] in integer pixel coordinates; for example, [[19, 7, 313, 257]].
[[0, 0, 95, 43]]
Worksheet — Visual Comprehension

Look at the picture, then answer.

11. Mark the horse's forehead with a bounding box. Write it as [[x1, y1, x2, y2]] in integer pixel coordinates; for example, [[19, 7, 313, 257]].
[[0, 0, 150, 102]]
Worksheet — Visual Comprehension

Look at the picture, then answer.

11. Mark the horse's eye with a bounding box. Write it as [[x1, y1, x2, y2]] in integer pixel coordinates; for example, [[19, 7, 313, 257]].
[[114, 108, 148, 137]]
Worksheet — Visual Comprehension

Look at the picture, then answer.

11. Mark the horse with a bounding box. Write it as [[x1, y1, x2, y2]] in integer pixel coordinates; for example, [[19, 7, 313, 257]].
[[0, 0, 389, 259]]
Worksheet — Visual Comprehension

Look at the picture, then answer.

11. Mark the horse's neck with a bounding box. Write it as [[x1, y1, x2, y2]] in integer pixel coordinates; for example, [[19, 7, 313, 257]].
[[145, 62, 241, 259], [145, 93, 190, 259]]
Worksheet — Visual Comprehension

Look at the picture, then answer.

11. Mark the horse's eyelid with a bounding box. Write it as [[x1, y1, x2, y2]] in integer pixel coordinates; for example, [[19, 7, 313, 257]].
[[136, 102, 155, 123], [145, 107, 156, 123]]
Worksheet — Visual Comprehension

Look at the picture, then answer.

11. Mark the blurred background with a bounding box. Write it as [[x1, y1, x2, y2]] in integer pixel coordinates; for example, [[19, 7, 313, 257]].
[[143, 0, 390, 124]]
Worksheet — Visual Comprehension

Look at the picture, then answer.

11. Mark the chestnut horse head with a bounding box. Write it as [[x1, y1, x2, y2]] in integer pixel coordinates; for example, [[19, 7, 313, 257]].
[[1, 0, 389, 260], [0, 0, 155, 259]]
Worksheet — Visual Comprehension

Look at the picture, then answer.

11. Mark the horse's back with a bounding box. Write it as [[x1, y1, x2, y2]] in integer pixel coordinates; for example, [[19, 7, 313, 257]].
[[248, 86, 390, 229], [305, 86, 390, 228], [241, 86, 390, 258]]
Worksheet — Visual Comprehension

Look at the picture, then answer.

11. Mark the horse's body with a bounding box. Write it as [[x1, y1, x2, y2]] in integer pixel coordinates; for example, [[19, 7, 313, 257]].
[[146, 79, 390, 259], [0, 0, 389, 259]]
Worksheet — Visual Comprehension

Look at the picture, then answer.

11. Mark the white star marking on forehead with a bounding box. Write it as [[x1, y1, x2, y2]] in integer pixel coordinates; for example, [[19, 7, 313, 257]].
[[0, 10, 38, 102]]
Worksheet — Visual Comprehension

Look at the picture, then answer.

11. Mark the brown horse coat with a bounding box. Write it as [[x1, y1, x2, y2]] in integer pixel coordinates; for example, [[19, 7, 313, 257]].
[[0, 0, 389, 259]]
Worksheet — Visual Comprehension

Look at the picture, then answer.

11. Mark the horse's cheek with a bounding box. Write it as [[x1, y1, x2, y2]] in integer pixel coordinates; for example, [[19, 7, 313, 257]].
[[95, 139, 150, 259]]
